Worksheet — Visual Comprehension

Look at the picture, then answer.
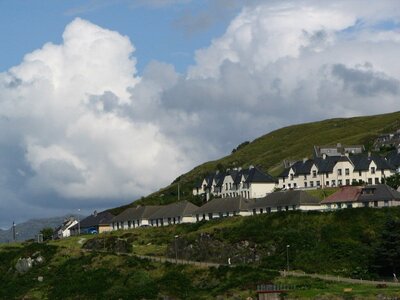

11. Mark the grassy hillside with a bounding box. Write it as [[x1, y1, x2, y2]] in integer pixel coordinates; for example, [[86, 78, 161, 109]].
[[3, 207, 400, 299], [110, 111, 400, 214]]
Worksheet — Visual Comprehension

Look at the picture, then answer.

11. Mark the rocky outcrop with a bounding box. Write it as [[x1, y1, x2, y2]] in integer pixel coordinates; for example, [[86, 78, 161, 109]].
[[166, 232, 263, 265], [15, 251, 45, 274], [83, 236, 130, 253]]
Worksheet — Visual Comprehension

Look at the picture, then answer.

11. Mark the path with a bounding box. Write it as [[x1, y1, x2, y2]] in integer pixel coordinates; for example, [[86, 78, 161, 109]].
[[83, 248, 400, 287]]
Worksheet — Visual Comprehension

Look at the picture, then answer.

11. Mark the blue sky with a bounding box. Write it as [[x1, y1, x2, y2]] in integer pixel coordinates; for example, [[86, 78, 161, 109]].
[[0, 0, 237, 74], [0, 0, 400, 228]]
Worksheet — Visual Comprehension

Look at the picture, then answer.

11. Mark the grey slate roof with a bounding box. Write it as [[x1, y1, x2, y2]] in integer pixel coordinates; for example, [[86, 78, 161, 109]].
[[358, 184, 400, 202], [386, 150, 400, 168], [250, 190, 320, 209], [350, 154, 394, 171], [244, 167, 277, 183], [149, 201, 199, 219], [193, 197, 255, 215], [71, 211, 114, 229], [112, 206, 162, 223]]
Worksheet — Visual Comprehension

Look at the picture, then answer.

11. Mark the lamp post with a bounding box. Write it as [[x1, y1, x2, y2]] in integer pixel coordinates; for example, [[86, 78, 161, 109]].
[[174, 235, 179, 263], [286, 244, 290, 272]]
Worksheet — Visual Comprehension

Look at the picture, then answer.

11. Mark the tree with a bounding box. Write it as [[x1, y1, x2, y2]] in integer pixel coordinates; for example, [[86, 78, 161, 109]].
[[385, 173, 400, 189], [40, 227, 54, 241]]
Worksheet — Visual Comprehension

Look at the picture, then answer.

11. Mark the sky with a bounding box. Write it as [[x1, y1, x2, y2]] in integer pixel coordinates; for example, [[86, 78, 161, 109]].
[[0, 0, 400, 228]]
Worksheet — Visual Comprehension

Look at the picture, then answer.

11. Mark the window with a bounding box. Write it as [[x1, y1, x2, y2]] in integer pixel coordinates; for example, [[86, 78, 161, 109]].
[[282, 184, 285, 189], [219, 212, 223, 218], [267, 208, 271, 213], [304, 175, 307, 180], [374, 201, 378, 207], [384, 200, 389, 207], [294, 183, 297, 188], [288, 183, 291, 188], [277, 206, 282, 212], [285, 206, 289, 211], [332, 180, 336, 186], [338, 203, 342, 209], [290, 174, 294, 180], [346, 204, 353, 208], [225, 183, 228, 190], [326, 173, 329, 178], [208, 213, 213, 220], [375, 178, 380, 184], [368, 178, 372, 184], [371, 167, 376, 174], [312, 170, 317, 178], [304, 182, 308, 187], [260, 208, 264, 214], [128, 221, 132, 228], [346, 179, 350, 185], [316, 181, 321, 187], [253, 209, 256, 215], [326, 181, 330, 186], [283, 178, 285, 183], [196, 215, 199, 222], [359, 171, 362, 176], [338, 179, 342, 186], [310, 181, 314, 187], [292, 205, 296, 210], [363, 202, 369, 208], [345, 168, 350, 175], [338, 169, 342, 176]]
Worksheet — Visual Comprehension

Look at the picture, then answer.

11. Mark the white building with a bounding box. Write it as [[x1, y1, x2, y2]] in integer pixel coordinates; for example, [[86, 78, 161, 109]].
[[54, 217, 78, 239], [193, 166, 277, 200], [278, 153, 395, 190], [149, 201, 198, 227]]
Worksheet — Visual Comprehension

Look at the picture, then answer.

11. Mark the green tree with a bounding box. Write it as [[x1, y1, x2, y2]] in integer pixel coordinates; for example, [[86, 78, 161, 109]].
[[40, 227, 54, 241], [385, 173, 400, 189]]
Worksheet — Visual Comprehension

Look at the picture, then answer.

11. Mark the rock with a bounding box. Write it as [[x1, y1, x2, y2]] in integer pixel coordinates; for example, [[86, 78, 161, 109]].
[[35, 256, 45, 264], [15, 257, 33, 273], [38, 276, 43, 282]]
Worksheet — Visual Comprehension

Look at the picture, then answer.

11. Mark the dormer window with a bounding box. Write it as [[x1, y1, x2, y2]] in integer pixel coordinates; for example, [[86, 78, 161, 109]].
[[371, 167, 376, 174], [290, 174, 294, 180], [338, 169, 342, 176], [312, 170, 317, 178]]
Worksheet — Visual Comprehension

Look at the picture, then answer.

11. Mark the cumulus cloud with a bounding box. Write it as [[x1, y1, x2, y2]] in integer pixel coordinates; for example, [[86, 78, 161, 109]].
[[2, 1, 400, 226]]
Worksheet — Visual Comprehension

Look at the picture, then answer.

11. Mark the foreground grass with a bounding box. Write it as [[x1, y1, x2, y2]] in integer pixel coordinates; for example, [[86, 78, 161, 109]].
[[277, 276, 400, 299]]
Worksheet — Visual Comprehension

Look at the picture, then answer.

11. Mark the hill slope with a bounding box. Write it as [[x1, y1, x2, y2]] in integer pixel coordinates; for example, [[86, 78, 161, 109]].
[[110, 111, 400, 214]]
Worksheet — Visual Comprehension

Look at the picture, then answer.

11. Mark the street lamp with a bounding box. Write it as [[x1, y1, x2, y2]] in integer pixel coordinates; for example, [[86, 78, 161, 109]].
[[286, 244, 290, 271], [174, 235, 179, 263]]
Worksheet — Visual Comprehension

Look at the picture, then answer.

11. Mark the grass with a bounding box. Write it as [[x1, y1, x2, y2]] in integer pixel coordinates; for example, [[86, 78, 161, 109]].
[[276, 276, 400, 299], [109, 111, 400, 215], [305, 187, 339, 200]]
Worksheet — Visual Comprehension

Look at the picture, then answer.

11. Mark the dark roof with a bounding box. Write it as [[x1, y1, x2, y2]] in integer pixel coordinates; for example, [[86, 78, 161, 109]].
[[358, 184, 400, 202], [149, 201, 199, 219], [244, 167, 276, 183], [315, 156, 342, 173], [213, 172, 226, 187], [72, 211, 114, 229], [386, 150, 400, 168], [250, 190, 320, 208], [194, 197, 255, 214], [279, 159, 315, 177], [350, 154, 394, 171], [112, 206, 162, 223]]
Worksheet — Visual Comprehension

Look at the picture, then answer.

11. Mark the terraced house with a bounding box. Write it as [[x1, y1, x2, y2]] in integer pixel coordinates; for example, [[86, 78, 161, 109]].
[[278, 153, 395, 190], [193, 166, 277, 200]]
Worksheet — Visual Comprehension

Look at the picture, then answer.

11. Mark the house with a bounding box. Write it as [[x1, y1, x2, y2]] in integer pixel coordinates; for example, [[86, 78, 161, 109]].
[[149, 200, 199, 227], [193, 166, 277, 200], [278, 153, 395, 190], [313, 144, 364, 158], [193, 197, 255, 221], [53, 217, 78, 239], [111, 206, 161, 230], [386, 148, 400, 172], [321, 184, 400, 210], [249, 190, 321, 215], [70, 211, 114, 235]]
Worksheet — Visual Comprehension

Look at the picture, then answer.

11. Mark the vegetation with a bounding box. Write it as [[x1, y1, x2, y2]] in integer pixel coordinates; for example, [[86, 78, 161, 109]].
[[3, 206, 400, 298], [40, 227, 54, 241], [384, 173, 400, 189], [109, 111, 400, 215]]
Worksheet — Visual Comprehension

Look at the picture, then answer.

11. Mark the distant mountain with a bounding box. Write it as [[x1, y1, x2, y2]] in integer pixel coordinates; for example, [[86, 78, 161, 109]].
[[0, 215, 84, 243], [109, 111, 400, 215]]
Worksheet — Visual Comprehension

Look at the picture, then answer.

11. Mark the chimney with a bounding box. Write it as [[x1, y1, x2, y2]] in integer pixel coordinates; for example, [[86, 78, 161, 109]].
[[322, 153, 327, 159]]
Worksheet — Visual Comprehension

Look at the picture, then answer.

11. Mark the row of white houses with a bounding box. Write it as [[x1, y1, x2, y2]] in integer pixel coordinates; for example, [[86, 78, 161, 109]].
[[194, 150, 400, 200]]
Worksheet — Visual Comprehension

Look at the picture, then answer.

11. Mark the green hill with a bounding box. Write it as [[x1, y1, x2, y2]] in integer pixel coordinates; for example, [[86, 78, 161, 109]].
[[110, 111, 400, 215]]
